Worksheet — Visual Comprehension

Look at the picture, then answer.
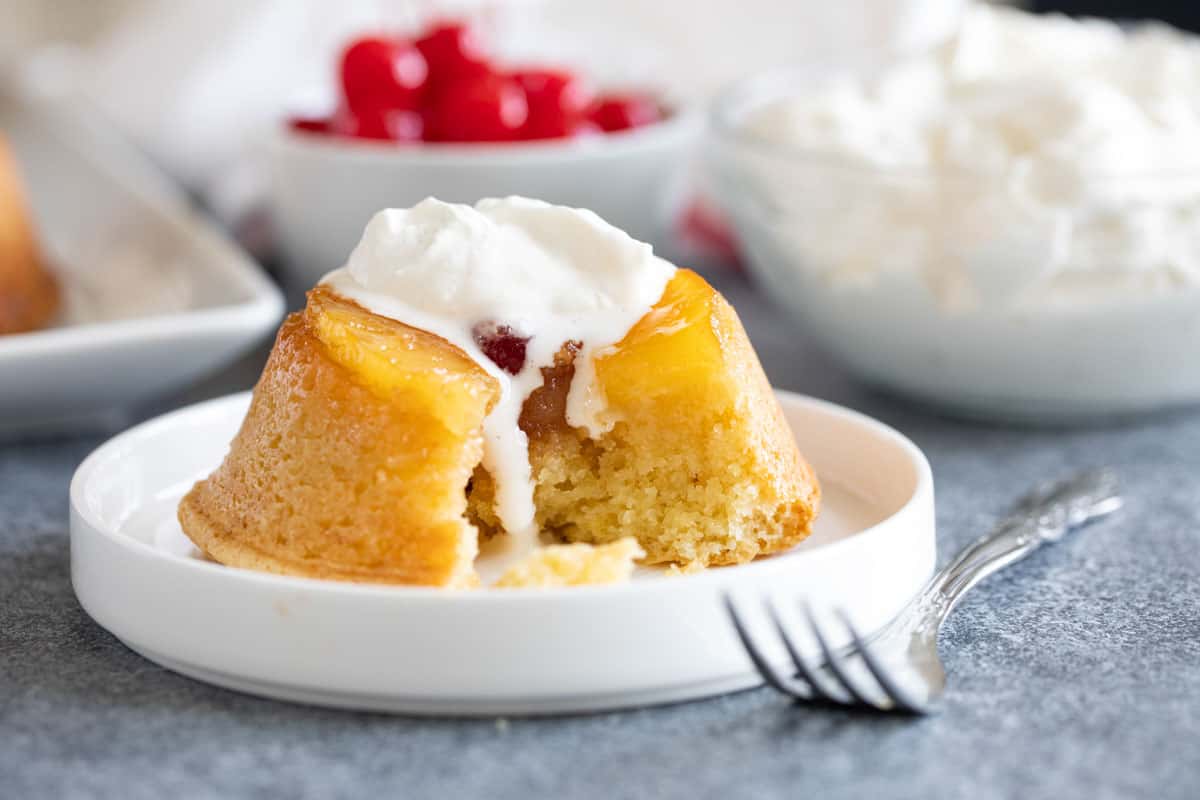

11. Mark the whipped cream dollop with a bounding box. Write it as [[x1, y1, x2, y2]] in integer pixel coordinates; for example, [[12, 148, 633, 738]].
[[734, 5, 1200, 308], [323, 197, 675, 555]]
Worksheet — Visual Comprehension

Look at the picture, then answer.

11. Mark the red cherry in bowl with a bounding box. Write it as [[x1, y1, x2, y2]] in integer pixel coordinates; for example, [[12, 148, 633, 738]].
[[333, 106, 424, 142], [340, 36, 429, 113], [587, 93, 663, 133], [426, 73, 528, 142], [416, 23, 490, 84], [288, 116, 333, 135], [511, 69, 593, 140]]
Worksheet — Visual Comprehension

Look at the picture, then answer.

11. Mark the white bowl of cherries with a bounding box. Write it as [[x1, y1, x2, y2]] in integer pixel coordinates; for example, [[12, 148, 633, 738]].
[[270, 20, 700, 287]]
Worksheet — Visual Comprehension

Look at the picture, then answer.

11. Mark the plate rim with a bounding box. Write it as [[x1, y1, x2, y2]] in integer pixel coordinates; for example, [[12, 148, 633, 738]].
[[121, 640, 767, 715]]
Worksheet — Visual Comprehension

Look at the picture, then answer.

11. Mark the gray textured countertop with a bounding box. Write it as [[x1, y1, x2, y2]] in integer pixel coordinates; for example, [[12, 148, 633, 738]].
[[3, 271, 1199, 799]]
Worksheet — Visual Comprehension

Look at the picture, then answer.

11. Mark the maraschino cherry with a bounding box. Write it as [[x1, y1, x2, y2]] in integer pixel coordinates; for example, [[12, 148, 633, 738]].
[[511, 70, 593, 140], [587, 93, 662, 133], [416, 23, 490, 84], [289, 21, 666, 144], [426, 73, 528, 142], [339, 36, 429, 113], [334, 106, 424, 142], [472, 322, 530, 375]]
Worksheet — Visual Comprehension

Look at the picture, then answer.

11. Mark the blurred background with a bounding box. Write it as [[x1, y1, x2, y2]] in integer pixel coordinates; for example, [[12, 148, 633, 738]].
[[7, 0, 1200, 425], [0, 0, 970, 222], [3, 0, 1197, 224]]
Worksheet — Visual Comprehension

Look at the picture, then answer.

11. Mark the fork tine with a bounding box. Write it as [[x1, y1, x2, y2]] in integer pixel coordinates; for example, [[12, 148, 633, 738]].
[[723, 595, 813, 700], [764, 599, 849, 704], [836, 609, 932, 715], [802, 602, 886, 710]]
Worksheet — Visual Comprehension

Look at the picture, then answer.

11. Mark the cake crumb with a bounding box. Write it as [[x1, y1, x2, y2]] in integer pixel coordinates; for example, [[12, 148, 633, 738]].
[[495, 538, 645, 588], [665, 560, 706, 577]]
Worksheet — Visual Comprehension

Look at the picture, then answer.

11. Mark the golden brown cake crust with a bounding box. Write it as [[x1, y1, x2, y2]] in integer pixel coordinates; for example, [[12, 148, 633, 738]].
[[178, 292, 499, 586], [0, 136, 58, 335]]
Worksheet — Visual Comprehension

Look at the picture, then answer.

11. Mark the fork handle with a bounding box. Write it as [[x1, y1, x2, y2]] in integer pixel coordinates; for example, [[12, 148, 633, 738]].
[[930, 469, 1122, 623]]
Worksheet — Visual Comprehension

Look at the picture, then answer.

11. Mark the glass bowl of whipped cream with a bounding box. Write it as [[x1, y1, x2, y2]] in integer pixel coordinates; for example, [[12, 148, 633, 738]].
[[709, 4, 1200, 422]]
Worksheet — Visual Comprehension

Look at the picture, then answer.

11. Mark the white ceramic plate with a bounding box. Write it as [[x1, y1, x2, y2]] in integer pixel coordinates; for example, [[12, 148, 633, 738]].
[[70, 390, 935, 715], [0, 79, 283, 435]]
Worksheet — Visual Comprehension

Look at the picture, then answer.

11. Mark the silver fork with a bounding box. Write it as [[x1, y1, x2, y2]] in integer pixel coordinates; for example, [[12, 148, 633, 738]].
[[725, 468, 1123, 714]]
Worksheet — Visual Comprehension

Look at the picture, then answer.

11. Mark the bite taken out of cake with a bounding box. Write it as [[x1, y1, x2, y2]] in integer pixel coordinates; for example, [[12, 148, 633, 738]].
[[177, 197, 819, 588]]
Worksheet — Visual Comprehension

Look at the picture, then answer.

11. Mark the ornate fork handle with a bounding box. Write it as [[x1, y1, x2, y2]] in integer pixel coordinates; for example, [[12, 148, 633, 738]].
[[926, 469, 1123, 629]]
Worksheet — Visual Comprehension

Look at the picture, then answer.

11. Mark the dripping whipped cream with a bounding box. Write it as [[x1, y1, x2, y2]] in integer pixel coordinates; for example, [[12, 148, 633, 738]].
[[321, 197, 676, 556]]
